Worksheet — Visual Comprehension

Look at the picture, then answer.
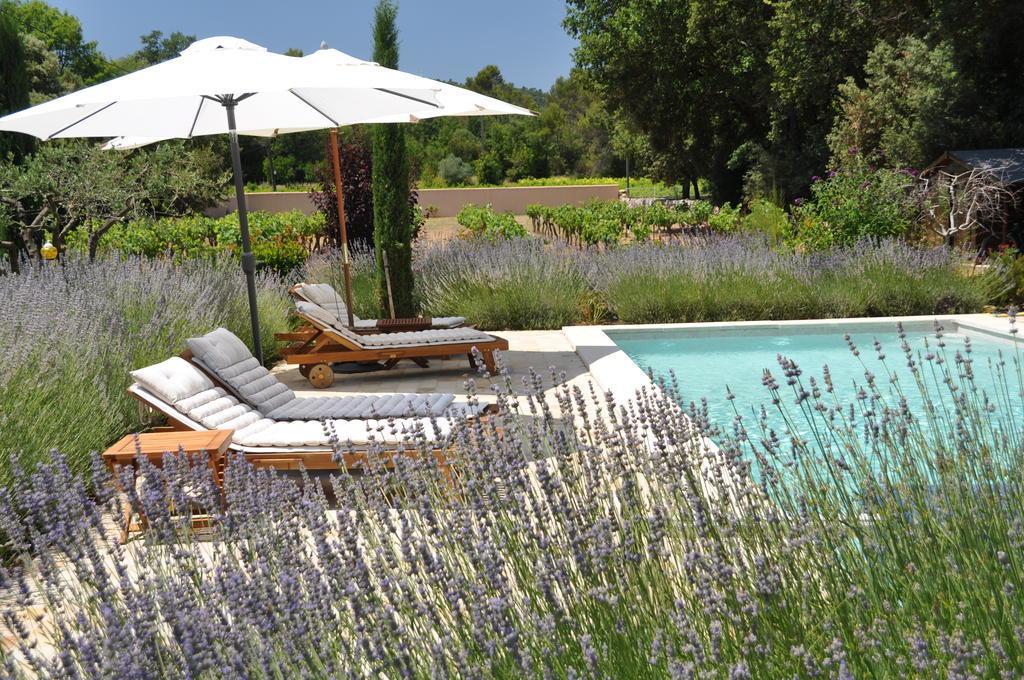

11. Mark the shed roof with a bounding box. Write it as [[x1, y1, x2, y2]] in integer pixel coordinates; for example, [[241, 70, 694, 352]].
[[947, 149, 1024, 184]]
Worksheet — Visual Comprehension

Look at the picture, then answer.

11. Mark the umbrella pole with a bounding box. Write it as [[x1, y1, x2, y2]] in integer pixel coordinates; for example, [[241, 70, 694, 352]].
[[224, 99, 264, 364], [329, 129, 356, 328]]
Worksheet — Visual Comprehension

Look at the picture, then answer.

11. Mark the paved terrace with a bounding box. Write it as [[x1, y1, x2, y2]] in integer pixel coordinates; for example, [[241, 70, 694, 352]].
[[271, 330, 599, 414]]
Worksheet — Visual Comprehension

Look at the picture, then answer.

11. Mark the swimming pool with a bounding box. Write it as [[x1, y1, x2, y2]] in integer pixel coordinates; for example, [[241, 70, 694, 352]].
[[587, 317, 1023, 446]]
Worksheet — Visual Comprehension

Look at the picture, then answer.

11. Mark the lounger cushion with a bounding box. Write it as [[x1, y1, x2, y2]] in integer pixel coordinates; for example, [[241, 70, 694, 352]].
[[188, 328, 296, 414], [296, 301, 489, 348], [356, 328, 491, 347], [131, 357, 215, 404], [177, 387, 265, 432], [297, 301, 346, 333], [297, 282, 346, 308], [187, 328, 475, 421], [428, 316, 466, 328], [265, 393, 455, 420], [234, 417, 452, 447], [130, 359, 467, 448], [297, 282, 465, 329]]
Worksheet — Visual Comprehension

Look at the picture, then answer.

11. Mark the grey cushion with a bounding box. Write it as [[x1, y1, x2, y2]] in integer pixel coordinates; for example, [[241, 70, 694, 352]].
[[188, 328, 470, 421], [188, 328, 296, 414], [355, 327, 490, 347], [265, 393, 455, 420], [294, 302, 489, 348], [296, 282, 465, 329]]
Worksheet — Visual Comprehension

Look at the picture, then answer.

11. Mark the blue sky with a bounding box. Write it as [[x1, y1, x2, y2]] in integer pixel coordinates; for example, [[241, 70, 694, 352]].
[[51, 0, 578, 90]]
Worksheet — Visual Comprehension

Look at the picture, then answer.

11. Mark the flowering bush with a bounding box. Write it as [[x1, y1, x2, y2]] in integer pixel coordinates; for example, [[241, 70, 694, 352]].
[[585, 236, 999, 324], [0, 255, 290, 487], [789, 153, 918, 248], [1, 317, 1022, 677], [415, 237, 587, 329]]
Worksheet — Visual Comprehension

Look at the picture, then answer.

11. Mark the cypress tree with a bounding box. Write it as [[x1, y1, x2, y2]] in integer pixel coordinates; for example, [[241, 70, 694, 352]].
[[371, 0, 414, 317], [0, 1, 32, 162]]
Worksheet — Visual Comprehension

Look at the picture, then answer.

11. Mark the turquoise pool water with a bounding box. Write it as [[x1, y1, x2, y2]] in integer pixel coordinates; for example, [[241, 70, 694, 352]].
[[609, 322, 1023, 443]]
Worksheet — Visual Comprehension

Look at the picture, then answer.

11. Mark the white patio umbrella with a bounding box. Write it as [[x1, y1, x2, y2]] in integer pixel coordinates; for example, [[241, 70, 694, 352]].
[[0, 36, 449, 363], [95, 43, 535, 331]]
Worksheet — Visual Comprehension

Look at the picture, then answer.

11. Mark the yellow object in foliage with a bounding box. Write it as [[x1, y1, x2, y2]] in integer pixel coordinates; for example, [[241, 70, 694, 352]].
[[40, 242, 57, 260]]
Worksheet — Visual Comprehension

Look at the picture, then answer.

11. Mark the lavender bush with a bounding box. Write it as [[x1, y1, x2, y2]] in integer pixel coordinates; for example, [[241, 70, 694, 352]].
[[305, 236, 1000, 330], [588, 236, 1004, 324], [0, 255, 291, 485], [414, 238, 588, 330], [1, 322, 1022, 677]]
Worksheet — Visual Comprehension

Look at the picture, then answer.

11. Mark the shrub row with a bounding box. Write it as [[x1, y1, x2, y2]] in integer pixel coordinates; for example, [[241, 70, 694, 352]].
[[524, 200, 762, 245]]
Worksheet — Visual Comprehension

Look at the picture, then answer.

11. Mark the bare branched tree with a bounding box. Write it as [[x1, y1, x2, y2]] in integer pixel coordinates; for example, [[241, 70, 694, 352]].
[[914, 163, 1023, 249]]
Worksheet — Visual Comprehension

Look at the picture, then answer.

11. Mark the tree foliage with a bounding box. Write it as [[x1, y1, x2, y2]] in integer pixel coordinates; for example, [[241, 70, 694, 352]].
[[8, 0, 102, 83], [565, 0, 773, 202], [0, 2, 32, 162], [0, 140, 226, 259], [566, 0, 1024, 203], [309, 130, 375, 249], [828, 37, 957, 170]]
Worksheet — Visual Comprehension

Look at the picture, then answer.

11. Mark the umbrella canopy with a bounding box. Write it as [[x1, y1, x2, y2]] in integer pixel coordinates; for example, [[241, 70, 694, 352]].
[[0, 37, 444, 140], [301, 48, 534, 123], [99, 46, 533, 148]]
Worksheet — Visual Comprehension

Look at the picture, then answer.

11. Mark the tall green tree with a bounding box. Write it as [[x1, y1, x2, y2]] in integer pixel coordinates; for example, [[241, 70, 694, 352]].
[[136, 30, 194, 65], [827, 37, 957, 170], [932, 0, 1024, 150], [757, 0, 930, 198], [565, 0, 773, 202], [371, 0, 414, 316], [0, 1, 32, 162], [9, 0, 103, 83]]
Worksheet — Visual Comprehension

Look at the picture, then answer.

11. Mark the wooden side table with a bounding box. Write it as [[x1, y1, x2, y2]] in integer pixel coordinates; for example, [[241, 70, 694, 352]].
[[102, 430, 234, 541]]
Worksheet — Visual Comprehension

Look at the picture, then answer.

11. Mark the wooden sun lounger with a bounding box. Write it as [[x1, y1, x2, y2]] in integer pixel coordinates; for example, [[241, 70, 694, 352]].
[[126, 383, 472, 481], [279, 311, 509, 388]]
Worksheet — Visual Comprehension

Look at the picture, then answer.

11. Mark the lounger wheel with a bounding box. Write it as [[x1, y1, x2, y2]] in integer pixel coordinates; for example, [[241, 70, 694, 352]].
[[307, 363, 335, 389], [298, 364, 312, 378]]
